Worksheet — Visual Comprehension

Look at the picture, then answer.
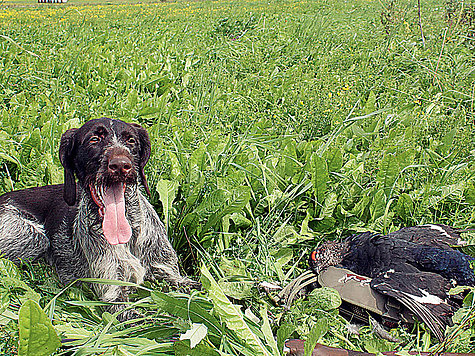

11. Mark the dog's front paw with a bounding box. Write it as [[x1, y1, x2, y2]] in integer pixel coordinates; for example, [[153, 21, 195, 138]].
[[176, 277, 202, 291], [117, 308, 143, 322], [185, 278, 202, 290]]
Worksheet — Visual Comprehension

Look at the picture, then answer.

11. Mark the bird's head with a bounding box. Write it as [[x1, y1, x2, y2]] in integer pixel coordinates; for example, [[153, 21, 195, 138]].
[[308, 240, 348, 274]]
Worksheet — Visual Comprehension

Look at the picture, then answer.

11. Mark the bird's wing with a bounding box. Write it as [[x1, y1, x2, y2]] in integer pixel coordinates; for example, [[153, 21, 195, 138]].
[[370, 269, 454, 342], [388, 225, 468, 249]]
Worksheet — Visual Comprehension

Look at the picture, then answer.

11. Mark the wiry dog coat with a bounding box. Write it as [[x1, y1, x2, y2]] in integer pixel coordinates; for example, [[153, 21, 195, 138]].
[[0, 118, 198, 318]]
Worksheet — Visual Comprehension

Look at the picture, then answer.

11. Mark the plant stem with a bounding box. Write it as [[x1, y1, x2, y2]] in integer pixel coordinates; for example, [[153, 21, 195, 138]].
[[417, 0, 426, 47]]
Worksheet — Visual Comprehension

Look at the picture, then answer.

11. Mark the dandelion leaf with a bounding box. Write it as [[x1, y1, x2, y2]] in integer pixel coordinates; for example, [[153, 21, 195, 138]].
[[18, 299, 61, 356]]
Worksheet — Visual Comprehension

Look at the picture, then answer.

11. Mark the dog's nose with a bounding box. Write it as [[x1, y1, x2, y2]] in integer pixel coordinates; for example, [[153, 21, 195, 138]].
[[108, 156, 132, 175]]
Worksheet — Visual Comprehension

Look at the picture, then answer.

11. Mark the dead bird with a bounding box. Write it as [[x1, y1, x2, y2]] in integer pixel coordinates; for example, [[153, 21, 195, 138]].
[[308, 231, 475, 341]]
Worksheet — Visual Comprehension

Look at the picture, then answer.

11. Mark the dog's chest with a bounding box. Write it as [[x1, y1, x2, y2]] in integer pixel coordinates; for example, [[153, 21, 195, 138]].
[[73, 191, 147, 284]]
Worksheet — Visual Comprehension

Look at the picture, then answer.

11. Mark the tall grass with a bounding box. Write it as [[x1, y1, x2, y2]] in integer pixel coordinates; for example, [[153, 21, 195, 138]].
[[0, 0, 474, 354]]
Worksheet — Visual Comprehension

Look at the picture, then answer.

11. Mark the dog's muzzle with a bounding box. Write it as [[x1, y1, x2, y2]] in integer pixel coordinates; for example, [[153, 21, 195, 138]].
[[90, 155, 135, 246]]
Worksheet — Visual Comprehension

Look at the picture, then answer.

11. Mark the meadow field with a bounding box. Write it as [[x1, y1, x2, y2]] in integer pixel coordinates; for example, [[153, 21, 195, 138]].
[[0, 0, 474, 354]]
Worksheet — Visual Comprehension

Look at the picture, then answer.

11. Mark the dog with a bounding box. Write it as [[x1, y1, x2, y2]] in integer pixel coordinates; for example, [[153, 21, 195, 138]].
[[0, 118, 199, 319]]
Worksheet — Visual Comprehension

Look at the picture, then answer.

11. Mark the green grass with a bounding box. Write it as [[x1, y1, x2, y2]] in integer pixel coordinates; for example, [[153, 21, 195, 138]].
[[0, 0, 475, 354], [1, 0, 163, 6]]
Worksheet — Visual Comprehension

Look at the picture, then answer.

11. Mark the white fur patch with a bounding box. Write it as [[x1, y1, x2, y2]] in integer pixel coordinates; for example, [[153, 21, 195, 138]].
[[1, 204, 46, 236], [114, 245, 146, 285], [110, 134, 130, 153]]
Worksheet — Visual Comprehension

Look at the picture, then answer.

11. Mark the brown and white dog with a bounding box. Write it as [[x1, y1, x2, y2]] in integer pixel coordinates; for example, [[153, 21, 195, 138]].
[[0, 118, 198, 319]]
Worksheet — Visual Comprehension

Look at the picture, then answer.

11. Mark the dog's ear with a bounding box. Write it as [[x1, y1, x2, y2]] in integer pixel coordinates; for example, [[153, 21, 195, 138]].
[[59, 128, 78, 206], [130, 123, 151, 196]]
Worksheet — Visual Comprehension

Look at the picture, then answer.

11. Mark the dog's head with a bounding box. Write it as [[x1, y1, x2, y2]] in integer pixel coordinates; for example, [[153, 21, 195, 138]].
[[59, 118, 151, 245]]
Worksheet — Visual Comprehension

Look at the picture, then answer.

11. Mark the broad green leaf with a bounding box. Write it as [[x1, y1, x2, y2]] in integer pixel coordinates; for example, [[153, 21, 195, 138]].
[[448, 286, 472, 296], [0, 265, 41, 303], [190, 141, 207, 171], [54, 324, 92, 340], [259, 305, 279, 356], [180, 323, 208, 348], [194, 189, 227, 218], [220, 186, 251, 217], [219, 257, 249, 277], [376, 153, 398, 197], [308, 216, 336, 232], [183, 175, 205, 210], [319, 192, 338, 219], [370, 189, 386, 221], [277, 324, 295, 356], [62, 117, 81, 131], [452, 306, 473, 324], [304, 318, 328, 356], [308, 287, 341, 311], [218, 278, 254, 300], [299, 211, 314, 238], [439, 128, 457, 155], [395, 352, 413, 356], [0, 287, 10, 315], [0, 258, 22, 279], [364, 90, 377, 115], [156, 179, 179, 232], [395, 193, 413, 220], [311, 154, 329, 207], [25, 128, 42, 151], [396, 149, 416, 168], [174, 339, 220, 356], [349, 123, 364, 138], [200, 265, 272, 356], [273, 224, 299, 245], [363, 336, 393, 353], [202, 186, 251, 234], [324, 147, 343, 172], [277, 139, 298, 178], [228, 213, 252, 229], [0, 151, 20, 167], [138, 106, 161, 118], [168, 152, 183, 181], [18, 300, 61, 356], [272, 248, 293, 281], [464, 181, 475, 205], [151, 291, 223, 336], [463, 290, 474, 306]]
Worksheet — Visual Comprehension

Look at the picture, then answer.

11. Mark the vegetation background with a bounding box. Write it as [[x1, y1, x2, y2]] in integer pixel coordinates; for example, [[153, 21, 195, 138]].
[[0, 0, 474, 354]]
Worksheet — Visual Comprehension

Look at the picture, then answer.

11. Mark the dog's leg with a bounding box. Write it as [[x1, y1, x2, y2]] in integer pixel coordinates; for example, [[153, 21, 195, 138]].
[[135, 196, 201, 289], [0, 205, 50, 263], [90, 255, 134, 320], [87, 244, 146, 320]]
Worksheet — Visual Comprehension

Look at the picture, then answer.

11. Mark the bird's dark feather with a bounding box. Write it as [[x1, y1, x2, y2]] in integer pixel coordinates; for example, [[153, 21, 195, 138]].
[[371, 270, 454, 341], [308, 225, 475, 341], [388, 224, 468, 249]]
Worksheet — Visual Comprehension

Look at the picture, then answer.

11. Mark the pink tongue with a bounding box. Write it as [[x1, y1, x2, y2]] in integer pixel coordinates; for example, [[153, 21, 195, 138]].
[[102, 183, 132, 245]]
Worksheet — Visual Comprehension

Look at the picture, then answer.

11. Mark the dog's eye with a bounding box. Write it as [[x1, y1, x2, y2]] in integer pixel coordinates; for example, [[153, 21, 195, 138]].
[[127, 137, 136, 145], [90, 136, 101, 144]]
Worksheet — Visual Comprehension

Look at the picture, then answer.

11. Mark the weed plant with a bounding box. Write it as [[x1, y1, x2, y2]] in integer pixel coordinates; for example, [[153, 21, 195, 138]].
[[0, 0, 474, 354]]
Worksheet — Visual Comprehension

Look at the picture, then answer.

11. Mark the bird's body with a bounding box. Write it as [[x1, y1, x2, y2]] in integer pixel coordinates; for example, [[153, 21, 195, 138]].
[[338, 232, 475, 286], [308, 225, 475, 341]]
